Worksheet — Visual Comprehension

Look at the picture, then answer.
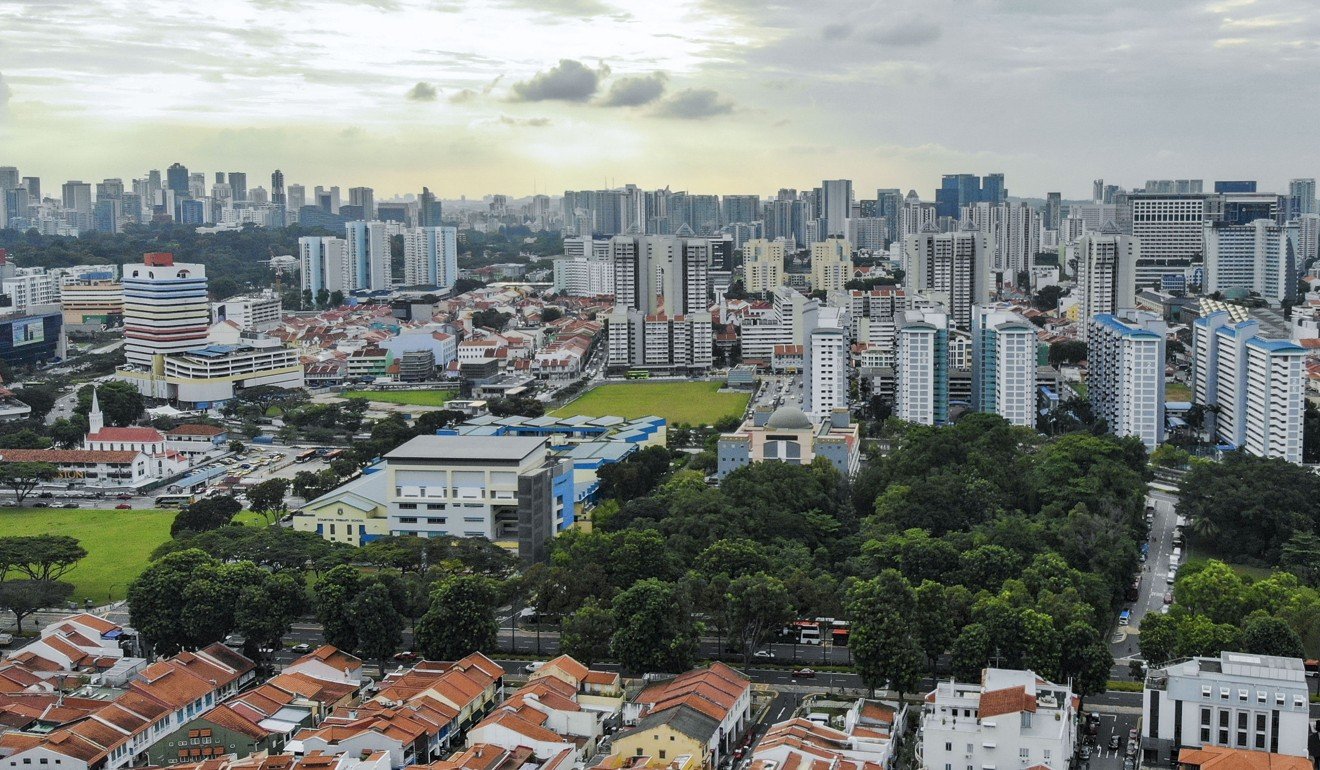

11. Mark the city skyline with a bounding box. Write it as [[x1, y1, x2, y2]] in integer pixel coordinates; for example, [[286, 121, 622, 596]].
[[3, 0, 1320, 198]]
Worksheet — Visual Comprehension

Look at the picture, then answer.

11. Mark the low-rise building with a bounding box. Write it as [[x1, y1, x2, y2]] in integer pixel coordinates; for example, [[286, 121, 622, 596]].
[[751, 698, 906, 770], [613, 664, 752, 770], [716, 406, 860, 480], [118, 335, 304, 408]]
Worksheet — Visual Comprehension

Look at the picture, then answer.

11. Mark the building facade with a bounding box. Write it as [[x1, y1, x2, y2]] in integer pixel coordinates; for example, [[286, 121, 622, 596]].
[[123, 252, 209, 368], [970, 304, 1037, 427], [1087, 311, 1166, 451]]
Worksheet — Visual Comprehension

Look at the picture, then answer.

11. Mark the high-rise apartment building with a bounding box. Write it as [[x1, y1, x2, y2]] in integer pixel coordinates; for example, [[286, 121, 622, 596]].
[[1128, 193, 1209, 289], [606, 235, 713, 372], [553, 247, 614, 298], [971, 304, 1037, 427], [895, 309, 949, 426], [821, 180, 853, 239], [345, 220, 391, 291], [874, 188, 903, 243], [123, 252, 209, 368], [349, 187, 375, 220], [1287, 178, 1316, 218], [722, 195, 760, 225], [402, 226, 458, 290], [1087, 311, 1166, 451], [299, 236, 350, 297], [1044, 192, 1062, 231], [810, 236, 852, 293], [742, 238, 785, 293], [805, 313, 847, 418], [1076, 226, 1139, 336], [961, 201, 1040, 279], [419, 187, 443, 227], [846, 218, 886, 252], [1203, 219, 1298, 303], [904, 225, 991, 329]]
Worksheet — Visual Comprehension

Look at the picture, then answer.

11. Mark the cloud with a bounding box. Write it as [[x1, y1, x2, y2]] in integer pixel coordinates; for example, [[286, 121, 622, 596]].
[[481, 75, 504, 95], [502, 0, 616, 14], [499, 115, 552, 127], [406, 82, 438, 101], [821, 23, 851, 40], [654, 88, 734, 119], [449, 88, 478, 103], [509, 59, 607, 102], [0, 72, 10, 123], [601, 72, 667, 107], [864, 18, 944, 46]]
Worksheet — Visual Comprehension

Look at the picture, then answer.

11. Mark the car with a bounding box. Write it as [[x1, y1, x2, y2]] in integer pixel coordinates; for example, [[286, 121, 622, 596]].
[[1109, 735, 1120, 751], [753, 650, 775, 659], [115, 503, 132, 509], [393, 651, 418, 662], [733, 750, 745, 761], [791, 667, 815, 678], [1163, 591, 1174, 605], [524, 661, 545, 673], [290, 643, 312, 653], [116, 493, 132, 500], [61, 502, 78, 509], [223, 635, 244, 649], [36, 492, 53, 499]]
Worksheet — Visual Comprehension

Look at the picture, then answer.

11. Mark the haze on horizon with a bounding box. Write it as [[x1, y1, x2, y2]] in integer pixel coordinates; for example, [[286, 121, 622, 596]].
[[0, 0, 1316, 200]]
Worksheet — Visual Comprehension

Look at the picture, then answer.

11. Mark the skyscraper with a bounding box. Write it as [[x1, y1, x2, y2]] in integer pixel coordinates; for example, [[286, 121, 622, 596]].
[[742, 238, 785, 293], [606, 235, 713, 372], [345, 220, 391, 291], [0, 168, 18, 197], [299, 236, 350, 297], [722, 195, 760, 225], [895, 309, 950, 426], [271, 170, 286, 208], [349, 186, 375, 220], [971, 304, 1037, 427], [1076, 226, 1139, 336], [288, 184, 306, 211], [1044, 192, 1062, 231], [1203, 219, 1298, 303], [122, 252, 209, 368], [1288, 178, 1316, 218], [904, 224, 992, 329], [228, 172, 247, 202], [61, 180, 92, 214], [166, 163, 189, 197], [875, 188, 903, 243], [1087, 311, 1166, 451], [935, 173, 1004, 219], [805, 317, 847, 418], [1128, 193, 1209, 289], [403, 226, 458, 290], [821, 179, 853, 238], [419, 187, 443, 227]]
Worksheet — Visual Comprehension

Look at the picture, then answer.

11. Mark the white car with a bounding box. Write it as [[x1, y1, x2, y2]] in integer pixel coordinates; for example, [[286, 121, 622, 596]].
[[524, 661, 544, 673]]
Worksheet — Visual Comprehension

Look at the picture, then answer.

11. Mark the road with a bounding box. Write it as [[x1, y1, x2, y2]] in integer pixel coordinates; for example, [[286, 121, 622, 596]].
[[1109, 484, 1180, 668]]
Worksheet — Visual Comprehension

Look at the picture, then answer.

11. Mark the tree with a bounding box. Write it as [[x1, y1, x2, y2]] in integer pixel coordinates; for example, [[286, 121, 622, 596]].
[[951, 623, 992, 682], [234, 572, 306, 665], [1279, 533, 1320, 586], [415, 575, 500, 660], [247, 478, 290, 524], [1178, 453, 1320, 563], [696, 539, 770, 580], [0, 431, 51, 449], [541, 308, 562, 323], [127, 549, 218, 655], [1239, 615, 1305, 658], [0, 535, 87, 582], [312, 565, 365, 652], [171, 496, 242, 536], [75, 381, 144, 426], [0, 580, 73, 632], [1137, 612, 1178, 666], [229, 439, 246, 454], [350, 582, 404, 674], [49, 416, 88, 448], [610, 578, 698, 674], [560, 599, 615, 667], [362, 536, 428, 574], [847, 571, 924, 697], [726, 572, 792, 663], [12, 383, 58, 420], [1048, 340, 1087, 367], [0, 462, 57, 503], [292, 469, 340, 500], [472, 308, 511, 331], [1176, 561, 1245, 624]]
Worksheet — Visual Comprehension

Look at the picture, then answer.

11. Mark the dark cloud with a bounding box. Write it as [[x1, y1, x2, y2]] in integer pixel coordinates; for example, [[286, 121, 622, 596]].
[[601, 72, 667, 107], [449, 88, 478, 103], [499, 115, 552, 127], [407, 82, 438, 101], [654, 88, 734, 119], [821, 23, 851, 40], [864, 19, 943, 46], [509, 59, 607, 102]]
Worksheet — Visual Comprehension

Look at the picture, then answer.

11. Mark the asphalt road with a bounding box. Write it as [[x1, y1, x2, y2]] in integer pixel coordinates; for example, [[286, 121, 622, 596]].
[[1109, 484, 1181, 669]]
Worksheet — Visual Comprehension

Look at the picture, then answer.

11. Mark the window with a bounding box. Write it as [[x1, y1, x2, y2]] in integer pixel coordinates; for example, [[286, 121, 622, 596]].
[[658, 752, 666, 760], [1019, 749, 1029, 759], [399, 503, 417, 510], [945, 743, 952, 753]]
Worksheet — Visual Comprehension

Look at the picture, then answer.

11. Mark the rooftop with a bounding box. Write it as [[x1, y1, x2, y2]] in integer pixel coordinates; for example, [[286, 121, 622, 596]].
[[385, 434, 548, 463]]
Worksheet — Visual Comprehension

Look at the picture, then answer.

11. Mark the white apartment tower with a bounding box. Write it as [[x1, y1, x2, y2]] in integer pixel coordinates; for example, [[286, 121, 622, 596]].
[[805, 315, 847, 419], [402, 226, 459, 291], [961, 201, 1041, 279], [122, 252, 209, 368], [1087, 311, 1166, 451], [345, 220, 391, 291], [742, 238, 785, 293], [904, 224, 991, 329], [895, 310, 949, 426], [606, 235, 713, 372], [1076, 226, 1138, 336], [299, 236, 350, 296], [971, 304, 1037, 427], [1203, 219, 1298, 303]]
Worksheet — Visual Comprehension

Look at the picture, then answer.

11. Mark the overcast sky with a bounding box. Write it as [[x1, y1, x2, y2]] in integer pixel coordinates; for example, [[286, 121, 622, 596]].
[[0, 0, 1315, 200]]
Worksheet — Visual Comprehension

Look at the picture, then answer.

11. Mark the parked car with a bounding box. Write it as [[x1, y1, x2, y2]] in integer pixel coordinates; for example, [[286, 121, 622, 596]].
[[116, 493, 132, 500], [115, 503, 132, 509], [1079, 747, 1091, 761], [36, 492, 53, 499], [32, 502, 48, 508], [61, 502, 78, 509], [290, 643, 312, 653], [791, 667, 815, 678], [393, 651, 418, 662], [753, 650, 775, 659], [1109, 735, 1120, 751], [524, 661, 544, 674], [1163, 591, 1174, 605]]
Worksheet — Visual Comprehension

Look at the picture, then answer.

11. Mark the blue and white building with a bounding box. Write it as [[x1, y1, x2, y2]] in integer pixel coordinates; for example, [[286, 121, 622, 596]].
[[971, 304, 1038, 427], [895, 309, 950, 425], [1203, 219, 1298, 304], [345, 220, 391, 292], [123, 252, 209, 368], [1087, 311, 1166, 451]]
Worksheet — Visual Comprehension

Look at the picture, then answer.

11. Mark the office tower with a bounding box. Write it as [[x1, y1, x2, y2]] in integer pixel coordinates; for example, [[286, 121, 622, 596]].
[[1127, 193, 1208, 289], [606, 235, 713, 372], [895, 309, 950, 425], [288, 184, 306, 212], [299, 236, 350, 296], [874, 188, 903, 243], [349, 186, 375, 220], [1093, 179, 1105, 203], [1214, 180, 1256, 194], [904, 224, 991, 329], [147, 169, 162, 194], [810, 236, 852, 293], [805, 316, 846, 418], [0, 167, 18, 199], [1045, 192, 1062, 231], [187, 173, 206, 199], [165, 163, 189, 197], [122, 252, 209, 368], [742, 238, 785, 293], [1, 268, 59, 311], [402, 226, 458, 290], [722, 195, 759, 225], [935, 173, 1005, 219], [179, 198, 206, 224], [3, 187, 29, 228], [971, 304, 1037, 427], [1087, 311, 1166, 451], [20, 177, 39, 201], [846, 218, 886, 252], [1288, 178, 1316, 217], [821, 180, 853, 238], [61, 180, 93, 222], [214, 172, 225, 184], [228, 172, 247, 202], [92, 199, 122, 233], [95, 178, 124, 200], [345, 220, 390, 291], [1076, 226, 1139, 334], [414, 186, 442, 228], [271, 170, 286, 208], [982, 173, 1006, 204], [1203, 219, 1298, 302]]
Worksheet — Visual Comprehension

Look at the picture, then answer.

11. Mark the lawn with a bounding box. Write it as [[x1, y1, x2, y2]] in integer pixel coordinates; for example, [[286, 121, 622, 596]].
[[0, 508, 174, 603], [553, 381, 751, 426], [1166, 382, 1192, 401], [342, 390, 457, 407]]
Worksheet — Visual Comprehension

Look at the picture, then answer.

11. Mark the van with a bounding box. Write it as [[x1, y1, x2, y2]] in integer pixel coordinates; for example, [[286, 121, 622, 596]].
[[1118, 610, 1131, 626], [1171, 547, 1182, 563]]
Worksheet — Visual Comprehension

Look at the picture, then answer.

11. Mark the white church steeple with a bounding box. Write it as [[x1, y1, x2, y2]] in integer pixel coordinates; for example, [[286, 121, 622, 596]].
[[88, 386, 104, 435]]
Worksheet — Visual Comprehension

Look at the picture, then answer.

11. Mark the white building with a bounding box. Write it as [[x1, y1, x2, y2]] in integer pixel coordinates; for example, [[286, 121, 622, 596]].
[[920, 669, 1077, 770], [2, 268, 59, 312], [606, 235, 713, 373], [830, 287, 906, 347], [810, 236, 852, 294], [552, 253, 614, 298], [742, 238, 785, 293], [119, 334, 304, 407], [212, 291, 281, 331], [971, 304, 1037, 427], [846, 217, 887, 252], [1128, 193, 1207, 289], [904, 225, 991, 329], [1076, 226, 1138, 337], [1142, 652, 1311, 763], [895, 310, 949, 426], [1203, 219, 1298, 303], [402, 226, 459, 291], [960, 201, 1040, 280], [805, 314, 846, 419], [345, 220, 391, 292], [123, 253, 209, 368], [299, 236, 350, 296], [1087, 311, 1166, 451]]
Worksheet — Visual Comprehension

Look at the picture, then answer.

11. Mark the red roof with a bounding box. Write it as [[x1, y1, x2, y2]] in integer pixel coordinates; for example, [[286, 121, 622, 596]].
[[166, 424, 226, 437], [0, 449, 141, 464], [86, 427, 164, 442], [978, 686, 1036, 718]]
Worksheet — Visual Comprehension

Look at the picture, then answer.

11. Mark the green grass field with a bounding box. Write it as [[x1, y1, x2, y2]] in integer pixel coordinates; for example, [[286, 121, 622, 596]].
[[0, 508, 175, 602], [553, 381, 751, 425], [342, 390, 457, 407], [1166, 382, 1192, 401]]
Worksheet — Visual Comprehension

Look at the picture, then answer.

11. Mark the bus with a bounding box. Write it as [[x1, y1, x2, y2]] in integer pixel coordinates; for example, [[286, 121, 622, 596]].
[[626, 369, 651, 380], [154, 494, 196, 509], [295, 449, 318, 463], [323, 449, 346, 461]]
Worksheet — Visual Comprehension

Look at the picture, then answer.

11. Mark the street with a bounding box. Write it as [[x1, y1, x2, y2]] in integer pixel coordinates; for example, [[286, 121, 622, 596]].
[[1109, 484, 1180, 669]]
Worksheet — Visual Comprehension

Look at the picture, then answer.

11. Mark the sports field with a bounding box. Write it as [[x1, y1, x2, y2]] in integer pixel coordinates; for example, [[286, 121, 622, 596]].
[[0, 508, 174, 602], [342, 390, 457, 407], [553, 381, 750, 425]]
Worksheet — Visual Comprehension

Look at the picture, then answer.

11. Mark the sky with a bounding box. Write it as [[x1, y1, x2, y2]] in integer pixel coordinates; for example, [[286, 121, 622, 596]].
[[1, 0, 1317, 200]]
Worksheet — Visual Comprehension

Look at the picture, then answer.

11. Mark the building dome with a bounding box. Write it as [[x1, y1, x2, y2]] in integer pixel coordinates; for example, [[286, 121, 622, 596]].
[[765, 405, 813, 430]]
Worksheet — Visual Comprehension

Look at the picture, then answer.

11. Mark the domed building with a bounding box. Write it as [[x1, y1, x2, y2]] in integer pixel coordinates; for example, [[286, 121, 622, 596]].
[[716, 403, 860, 480]]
